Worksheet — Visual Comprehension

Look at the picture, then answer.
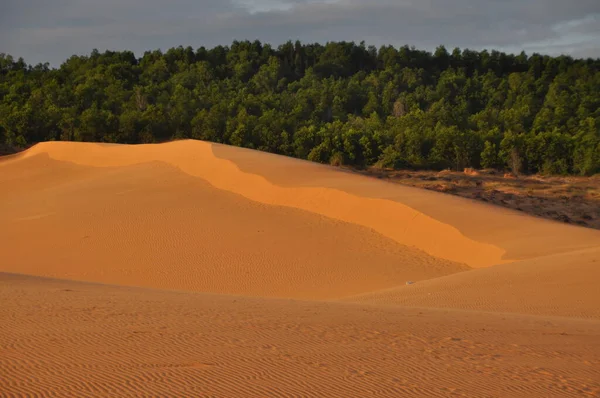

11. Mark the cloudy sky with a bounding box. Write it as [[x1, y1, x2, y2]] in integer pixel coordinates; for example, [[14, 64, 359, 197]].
[[2, 0, 599, 66]]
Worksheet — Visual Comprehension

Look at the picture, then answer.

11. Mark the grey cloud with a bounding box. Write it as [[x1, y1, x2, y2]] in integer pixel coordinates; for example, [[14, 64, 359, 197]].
[[1, 0, 599, 66]]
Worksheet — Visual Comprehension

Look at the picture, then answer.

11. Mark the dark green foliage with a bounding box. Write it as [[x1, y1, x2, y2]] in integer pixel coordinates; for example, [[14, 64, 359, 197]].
[[480, 141, 500, 169], [0, 42, 599, 175]]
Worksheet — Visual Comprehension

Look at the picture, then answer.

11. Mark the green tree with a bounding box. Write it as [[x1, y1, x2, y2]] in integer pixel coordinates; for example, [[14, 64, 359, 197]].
[[480, 141, 499, 169]]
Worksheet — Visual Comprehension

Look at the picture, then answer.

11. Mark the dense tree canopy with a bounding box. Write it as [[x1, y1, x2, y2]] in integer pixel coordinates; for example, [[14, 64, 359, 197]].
[[1, 41, 599, 175]]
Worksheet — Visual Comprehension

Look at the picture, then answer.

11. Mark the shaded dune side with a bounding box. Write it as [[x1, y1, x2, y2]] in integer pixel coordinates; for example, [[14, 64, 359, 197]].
[[0, 154, 467, 299], [344, 247, 600, 319], [20, 140, 506, 268], [211, 142, 600, 261]]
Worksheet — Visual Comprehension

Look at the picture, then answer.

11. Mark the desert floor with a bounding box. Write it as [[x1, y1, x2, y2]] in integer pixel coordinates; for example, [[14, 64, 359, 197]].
[[1, 140, 599, 397]]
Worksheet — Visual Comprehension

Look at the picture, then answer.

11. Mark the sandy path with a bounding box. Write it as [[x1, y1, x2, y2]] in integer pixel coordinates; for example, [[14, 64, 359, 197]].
[[2, 273, 599, 398]]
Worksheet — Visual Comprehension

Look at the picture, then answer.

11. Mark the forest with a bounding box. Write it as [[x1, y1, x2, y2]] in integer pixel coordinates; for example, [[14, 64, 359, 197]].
[[1, 41, 599, 175]]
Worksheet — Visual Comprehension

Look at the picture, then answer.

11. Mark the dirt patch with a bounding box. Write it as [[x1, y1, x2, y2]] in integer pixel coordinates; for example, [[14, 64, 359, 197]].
[[357, 167, 600, 230]]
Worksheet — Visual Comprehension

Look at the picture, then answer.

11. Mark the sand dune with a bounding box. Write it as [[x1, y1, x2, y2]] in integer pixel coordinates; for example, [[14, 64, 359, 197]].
[[2, 140, 599, 304], [0, 151, 467, 299], [12, 140, 510, 267], [2, 273, 600, 398], [2, 139, 600, 397]]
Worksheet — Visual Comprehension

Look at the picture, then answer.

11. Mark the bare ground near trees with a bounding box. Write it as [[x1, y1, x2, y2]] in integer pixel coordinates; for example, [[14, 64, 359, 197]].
[[0, 144, 19, 156], [357, 167, 600, 230]]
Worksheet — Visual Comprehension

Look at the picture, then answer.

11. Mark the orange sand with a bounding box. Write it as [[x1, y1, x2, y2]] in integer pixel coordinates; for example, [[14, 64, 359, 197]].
[[1, 140, 600, 397]]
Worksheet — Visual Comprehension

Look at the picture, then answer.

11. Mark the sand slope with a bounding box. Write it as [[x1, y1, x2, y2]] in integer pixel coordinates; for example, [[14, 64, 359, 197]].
[[10, 140, 511, 267], [2, 273, 600, 398], [0, 151, 467, 299], [211, 142, 600, 261]]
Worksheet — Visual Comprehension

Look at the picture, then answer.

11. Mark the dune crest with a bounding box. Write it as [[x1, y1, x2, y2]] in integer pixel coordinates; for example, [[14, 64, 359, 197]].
[[20, 140, 505, 268]]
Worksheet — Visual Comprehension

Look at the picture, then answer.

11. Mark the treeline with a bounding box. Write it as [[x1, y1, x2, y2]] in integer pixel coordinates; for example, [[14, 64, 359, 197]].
[[1, 41, 599, 175]]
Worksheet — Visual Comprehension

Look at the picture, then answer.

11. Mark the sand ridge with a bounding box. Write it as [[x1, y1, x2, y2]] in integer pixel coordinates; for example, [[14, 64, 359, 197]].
[[17, 140, 509, 268]]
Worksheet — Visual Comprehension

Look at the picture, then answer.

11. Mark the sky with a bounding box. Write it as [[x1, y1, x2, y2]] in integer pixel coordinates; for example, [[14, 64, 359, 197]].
[[1, 0, 599, 66]]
